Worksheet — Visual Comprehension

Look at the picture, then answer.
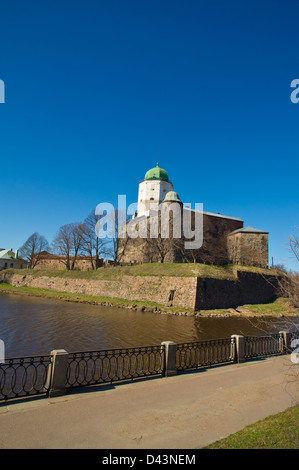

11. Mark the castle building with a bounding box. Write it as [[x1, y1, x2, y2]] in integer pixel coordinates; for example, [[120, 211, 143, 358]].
[[117, 164, 269, 268]]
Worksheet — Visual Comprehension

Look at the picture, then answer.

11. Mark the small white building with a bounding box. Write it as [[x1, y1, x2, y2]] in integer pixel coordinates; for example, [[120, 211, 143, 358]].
[[0, 249, 28, 270]]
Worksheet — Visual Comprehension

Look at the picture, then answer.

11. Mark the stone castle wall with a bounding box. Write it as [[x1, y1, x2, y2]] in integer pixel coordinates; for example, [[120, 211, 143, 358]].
[[118, 212, 268, 268], [227, 232, 268, 268], [118, 211, 245, 265], [32, 253, 103, 271], [0, 270, 278, 311], [195, 271, 278, 309]]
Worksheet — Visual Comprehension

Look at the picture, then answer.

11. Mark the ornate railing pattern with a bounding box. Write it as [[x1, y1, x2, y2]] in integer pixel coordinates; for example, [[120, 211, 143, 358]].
[[66, 345, 165, 388], [1, 331, 298, 401], [0, 355, 52, 400], [176, 337, 235, 371], [244, 334, 283, 359]]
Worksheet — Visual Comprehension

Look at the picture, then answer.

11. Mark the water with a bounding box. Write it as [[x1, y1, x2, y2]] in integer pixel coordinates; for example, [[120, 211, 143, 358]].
[[0, 293, 297, 358]]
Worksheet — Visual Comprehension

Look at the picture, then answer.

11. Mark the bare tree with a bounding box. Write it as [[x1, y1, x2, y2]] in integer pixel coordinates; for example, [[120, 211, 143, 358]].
[[70, 222, 85, 270], [81, 210, 110, 269], [172, 228, 228, 265], [278, 228, 299, 308], [142, 211, 177, 263], [143, 233, 173, 263], [288, 228, 299, 263], [274, 263, 288, 274], [95, 209, 130, 265], [19, 232, 49, 268], [52, 223, 85, 270], [259, 228, 299, 311]]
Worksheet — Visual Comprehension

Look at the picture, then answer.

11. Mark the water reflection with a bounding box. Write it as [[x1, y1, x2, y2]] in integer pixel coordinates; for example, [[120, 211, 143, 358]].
[[0, 293, 297, 358]]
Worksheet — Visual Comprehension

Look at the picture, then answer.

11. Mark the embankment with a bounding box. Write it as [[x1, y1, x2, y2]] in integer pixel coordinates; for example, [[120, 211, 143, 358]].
[[0, 268, 279, 311], [195, 271, 279, 310]]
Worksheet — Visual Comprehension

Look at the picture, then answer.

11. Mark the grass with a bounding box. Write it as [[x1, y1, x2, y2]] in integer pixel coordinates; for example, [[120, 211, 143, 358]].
[[2, 263, 279, 281], [242, 297, 297, 315], [195, 297, 298, 317], [226, 296, 299, 317], [203, 405, 299, 449]]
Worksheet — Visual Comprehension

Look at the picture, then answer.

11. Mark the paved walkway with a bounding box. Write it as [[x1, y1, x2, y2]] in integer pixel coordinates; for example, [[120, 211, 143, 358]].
[[0, 355, 298, 449]]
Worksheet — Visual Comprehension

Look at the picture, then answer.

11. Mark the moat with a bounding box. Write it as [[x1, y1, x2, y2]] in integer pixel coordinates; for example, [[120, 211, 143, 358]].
[[1, 293, 297, 358]]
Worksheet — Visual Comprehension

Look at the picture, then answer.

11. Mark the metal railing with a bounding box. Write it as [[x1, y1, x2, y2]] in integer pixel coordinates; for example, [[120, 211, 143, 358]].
[[244, 334, 283, 359], [176, 338, 235, 371], [1, 330, 298, 401], [66, 345, 165, 388], [0, 355, 52, 401]]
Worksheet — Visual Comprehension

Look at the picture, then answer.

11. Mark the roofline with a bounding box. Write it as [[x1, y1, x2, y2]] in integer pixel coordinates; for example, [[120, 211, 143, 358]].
[[183, 207, 243, 222], [228, 228, 269, 235]]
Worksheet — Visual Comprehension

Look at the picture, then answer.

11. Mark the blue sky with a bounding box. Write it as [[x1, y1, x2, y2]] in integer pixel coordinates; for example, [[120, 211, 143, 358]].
[[0, 0, 298, 271]]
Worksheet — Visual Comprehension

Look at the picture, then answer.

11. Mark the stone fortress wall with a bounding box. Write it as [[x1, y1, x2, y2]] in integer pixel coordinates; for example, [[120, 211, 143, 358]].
[[0, 270, 278, 311], [32, 252, 104, 271]]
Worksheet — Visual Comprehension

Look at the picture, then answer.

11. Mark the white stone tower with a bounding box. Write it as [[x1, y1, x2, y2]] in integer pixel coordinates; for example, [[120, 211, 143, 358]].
[[137, 163, 173, 217]]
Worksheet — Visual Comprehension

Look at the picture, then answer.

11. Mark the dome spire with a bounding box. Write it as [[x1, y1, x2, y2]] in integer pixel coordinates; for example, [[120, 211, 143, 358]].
[[144, 162, 169, 182]]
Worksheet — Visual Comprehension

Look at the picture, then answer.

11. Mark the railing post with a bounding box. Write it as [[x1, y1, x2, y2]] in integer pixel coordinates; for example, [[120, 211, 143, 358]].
[[46, 349, 69, 397], [279, 331, 291, 354], [231, 335, 245, 363], [161, 341, 177, 377]]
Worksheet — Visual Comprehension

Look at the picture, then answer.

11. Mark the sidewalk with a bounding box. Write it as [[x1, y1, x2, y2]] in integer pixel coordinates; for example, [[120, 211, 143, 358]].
[[0, 355, 298, 449]]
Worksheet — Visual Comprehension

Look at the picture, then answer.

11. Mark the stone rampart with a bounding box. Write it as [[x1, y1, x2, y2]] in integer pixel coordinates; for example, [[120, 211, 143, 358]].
[[195, 271, 278, 310], [0, 270, 279, 311], [0, 272, 198, 310]]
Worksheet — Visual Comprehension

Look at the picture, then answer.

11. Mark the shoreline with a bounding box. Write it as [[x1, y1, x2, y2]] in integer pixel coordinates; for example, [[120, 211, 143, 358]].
[[0, 283, 298, 319], [0, 266, 283, 313]]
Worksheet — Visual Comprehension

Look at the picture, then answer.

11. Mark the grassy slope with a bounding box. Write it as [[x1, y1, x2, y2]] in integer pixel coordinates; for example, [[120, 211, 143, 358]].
[[2, 263, 280, 281], [203, 405, 299, 449]]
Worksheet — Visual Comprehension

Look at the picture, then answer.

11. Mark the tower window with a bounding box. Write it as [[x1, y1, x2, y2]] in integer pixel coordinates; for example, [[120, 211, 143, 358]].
[[214, 225, 218, 233]]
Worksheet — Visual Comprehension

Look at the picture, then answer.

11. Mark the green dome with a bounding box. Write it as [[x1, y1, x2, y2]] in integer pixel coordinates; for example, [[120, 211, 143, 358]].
[[144, 163, 169, 182], [163, 191, 181, 203]]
